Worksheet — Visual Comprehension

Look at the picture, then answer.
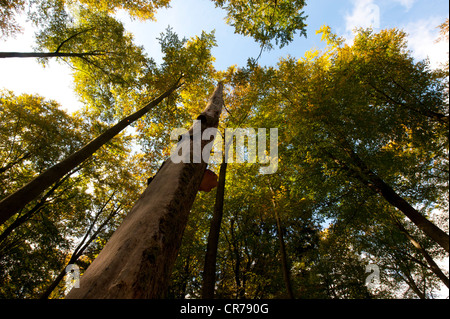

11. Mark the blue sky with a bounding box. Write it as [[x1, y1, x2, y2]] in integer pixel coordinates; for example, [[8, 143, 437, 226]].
[[0, 0, 448, 113], [118, 0, 449, 70]]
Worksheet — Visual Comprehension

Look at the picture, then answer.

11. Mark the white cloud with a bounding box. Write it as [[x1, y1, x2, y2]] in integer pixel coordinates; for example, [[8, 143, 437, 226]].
[[343, 2, 448, 70], [404, 16, 449, 69], [345, 0, 381, 32], [392, 0, 416, 11], [344, 0, 417, 34]]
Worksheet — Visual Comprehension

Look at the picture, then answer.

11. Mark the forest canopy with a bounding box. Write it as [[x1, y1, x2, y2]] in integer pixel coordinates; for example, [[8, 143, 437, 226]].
[[0, 0, 448, 299]]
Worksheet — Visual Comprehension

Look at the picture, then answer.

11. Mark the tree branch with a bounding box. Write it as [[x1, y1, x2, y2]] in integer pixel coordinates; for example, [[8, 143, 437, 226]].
[[55, 27, 96, 53]]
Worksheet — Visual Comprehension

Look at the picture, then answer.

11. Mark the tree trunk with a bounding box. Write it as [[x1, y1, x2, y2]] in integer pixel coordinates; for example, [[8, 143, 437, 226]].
[[0, 77, 183, 227], [229, 217, 244, 299], [0, 52, 104, 58], [65, 83, 223, 299], [366, 172, 449, 253], [40, 203, 120, 299], [273, 205, 295, 299], [402, 270, 426, 299], [330, 143, 449, 253], [0, 166, 82, 245], [394, 218, 449, 288], [202, 161, 227, 299], [269, 186, 295, 299]]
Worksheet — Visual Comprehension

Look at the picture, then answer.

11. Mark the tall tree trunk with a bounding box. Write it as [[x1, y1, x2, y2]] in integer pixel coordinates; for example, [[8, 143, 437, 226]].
[[273, 205, 295, 299], [269, 186, 295, 299], [0, 166, 82, 245], [65, 83, 223, 299], [178, 253, 191, 299], [364, 171, 449, 253], [393, 217, 449, 288], [229, 217, 244, 299], [0, 77, 183, 227], [402, 269, 426, 299], [330, 142, 449, 253], [202, 160, 227, 299]]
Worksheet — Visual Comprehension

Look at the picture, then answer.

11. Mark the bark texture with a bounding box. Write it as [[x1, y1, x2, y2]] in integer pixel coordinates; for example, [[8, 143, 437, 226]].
[[66, 83, 223, 299]]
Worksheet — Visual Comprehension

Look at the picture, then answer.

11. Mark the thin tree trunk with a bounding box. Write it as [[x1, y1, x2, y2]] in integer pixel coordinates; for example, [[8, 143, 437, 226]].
[[0, 166, 82, 244], [40, 203, 121, 299], [229, 217, 244, 299], [402, 270, 426, 299], [365, 172, 449, 253], [202, 160, 227, 299], [330, 144, 449, 253], [269, 186, 295, 299], [66, 83, 223, 299], [0, 52, 105, 58], [179, 253, 191, 299], [273, 204, 295, 299], [393, 217, 449, 288], [0, 77, 183, 227]]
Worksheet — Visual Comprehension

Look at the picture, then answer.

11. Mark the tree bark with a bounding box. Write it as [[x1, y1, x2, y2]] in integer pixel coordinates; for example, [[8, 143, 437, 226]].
[[362, 171, 449, 254], [229, 217, 244, 298], [273, 204, 295, 299], [202, 161, 227, 299], [65, 83, 223, 299], [0, 77, 183, 227]]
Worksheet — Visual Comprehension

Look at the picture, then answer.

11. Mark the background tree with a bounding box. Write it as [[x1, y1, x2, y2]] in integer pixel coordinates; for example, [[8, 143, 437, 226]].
[[214, 0, 307, 54], [0, 0, 26, 37], [0, 92, 141, 298], [0, 0, 171, 39], [0, 78, 181, 226]]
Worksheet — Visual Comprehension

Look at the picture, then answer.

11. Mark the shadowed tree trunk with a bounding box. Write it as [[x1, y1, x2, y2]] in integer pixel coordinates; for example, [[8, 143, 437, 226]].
[[273, 208, 295, 299], [329, 139, 449, 254], [402, 268, 426, 299], [40, 199, 121, 299], [202, 160, 227, 299], [228, 217, 245, 298], [0, 77, 183, 227], [393, 217, 449, 288], [0, 165, 86, 245], [269, 186, 295, 299], [362, 170, 449, 254], [65, 82, 223, 299]]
